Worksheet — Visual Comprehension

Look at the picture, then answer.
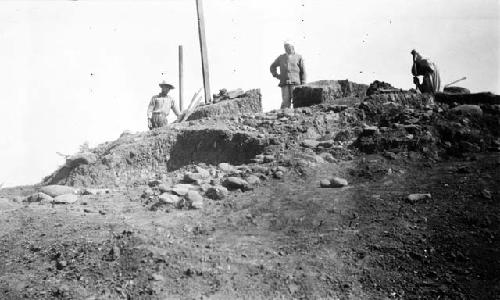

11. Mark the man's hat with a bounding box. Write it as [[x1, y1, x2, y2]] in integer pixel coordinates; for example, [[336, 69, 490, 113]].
[[159, 80, 174, 89], [411, 49, 418, 55]]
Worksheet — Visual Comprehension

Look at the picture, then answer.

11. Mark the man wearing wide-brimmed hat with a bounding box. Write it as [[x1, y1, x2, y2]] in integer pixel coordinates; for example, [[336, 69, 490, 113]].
[[147, 80, 181, 129]]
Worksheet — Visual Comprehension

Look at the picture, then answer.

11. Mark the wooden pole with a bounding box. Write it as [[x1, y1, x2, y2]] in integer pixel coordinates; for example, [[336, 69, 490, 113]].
[[196, 0, 211, 104], [178, 45, 184, 111]]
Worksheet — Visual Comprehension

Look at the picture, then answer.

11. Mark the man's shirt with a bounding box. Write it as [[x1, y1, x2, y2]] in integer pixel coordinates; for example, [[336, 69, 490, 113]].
[[147, 94, 180, 119], [270, 53, 306, 87]]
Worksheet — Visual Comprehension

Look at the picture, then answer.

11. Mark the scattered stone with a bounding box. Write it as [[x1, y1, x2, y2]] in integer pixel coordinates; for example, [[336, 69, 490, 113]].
[[171, 184, 198, 196], [158, 193, 180, 205], [148, 179, 162, 187], [319, 152, 337, 163], [263, 155, 275, 163], [273, 171, 284, 179], [451, 105, 483, 117], [320, 179, 331, 188], [222, 177, 249, 191], [141, 188, 154, 199], [218, 163, 238, 173], [195, 166, 210, 178], [40, 185, 76, 197], [81, 188, 109, 196], [24, 192, 53, 203], [151, 273, 164, 281], [205, 186, 228, 200], [329, 177, 349, 188], [406, 193, 432, 204], [83, 208, 96, 213], [158, 184, 170, 193], [301, 139, 320, 148], [183, 172, 206, 184], [245, 175, 261, 186], [53, 194, 79, 204], [362, 125, 380, 136], [185, 191, 203, 209]]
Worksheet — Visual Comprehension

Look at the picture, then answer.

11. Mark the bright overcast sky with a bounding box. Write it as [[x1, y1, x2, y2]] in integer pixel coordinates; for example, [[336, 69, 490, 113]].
[[0, 0, 498, 187]]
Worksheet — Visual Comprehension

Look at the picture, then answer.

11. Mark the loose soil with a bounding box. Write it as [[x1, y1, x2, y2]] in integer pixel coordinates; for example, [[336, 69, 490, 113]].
[[1, 153, 498, 299]]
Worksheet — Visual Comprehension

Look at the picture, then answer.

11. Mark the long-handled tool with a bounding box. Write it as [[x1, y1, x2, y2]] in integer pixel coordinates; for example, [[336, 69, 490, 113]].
[[174, 88, 203, 123], [444, 77, 467, 88]]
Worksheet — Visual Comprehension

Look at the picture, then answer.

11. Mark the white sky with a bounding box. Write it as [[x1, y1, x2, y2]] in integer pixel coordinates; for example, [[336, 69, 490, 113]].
[[0, 0, 498, 187]]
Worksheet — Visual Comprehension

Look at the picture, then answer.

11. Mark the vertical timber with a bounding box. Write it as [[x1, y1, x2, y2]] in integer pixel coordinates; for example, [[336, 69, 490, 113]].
[[178, 45, 184, 111], [196, 0, 211, 103]]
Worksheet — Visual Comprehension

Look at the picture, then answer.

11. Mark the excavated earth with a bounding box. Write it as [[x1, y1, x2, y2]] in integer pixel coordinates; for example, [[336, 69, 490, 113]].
[[0, 83, 499, 299]]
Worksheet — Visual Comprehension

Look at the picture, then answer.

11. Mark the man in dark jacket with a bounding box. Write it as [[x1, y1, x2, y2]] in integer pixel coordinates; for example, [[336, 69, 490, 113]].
[[270, 40, 306, 109]]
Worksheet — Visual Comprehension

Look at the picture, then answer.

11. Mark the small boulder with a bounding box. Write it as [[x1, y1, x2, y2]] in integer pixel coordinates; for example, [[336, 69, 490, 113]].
[[245, 175, 261, 186], [158, 193, 180, 205], [451, 105, 483, 117], [185, 191, 203, 209], [194, 166, 210, 178], [183, 172, 205, 184], [40, 185, 76, 197], [362, 125, 380, 136], [406, 193, 432, 204], [171, 184, 198, 196], [205, 186, 228, 200], [53, 194, 79, 204], [319, 179, 331, 188], [222, 177, 249, 191], [301, 139, 320, 148], [218, 163, 238, 173], [24, 192, 53, 203], [158, 184, 170, 193], [329, 177, 349, 188]]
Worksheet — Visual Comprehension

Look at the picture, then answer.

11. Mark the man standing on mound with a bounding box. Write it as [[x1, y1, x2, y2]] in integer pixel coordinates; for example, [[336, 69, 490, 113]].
[[147, 80, 181, 130], [270, 40, 307, 109]]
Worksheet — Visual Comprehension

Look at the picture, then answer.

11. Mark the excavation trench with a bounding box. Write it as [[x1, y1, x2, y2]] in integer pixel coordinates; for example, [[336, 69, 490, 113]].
[[43, 127, 269, 187]]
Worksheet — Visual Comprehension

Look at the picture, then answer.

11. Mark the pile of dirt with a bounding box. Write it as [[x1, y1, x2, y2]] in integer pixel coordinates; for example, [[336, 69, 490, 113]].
[[1, 79, 499, 299]]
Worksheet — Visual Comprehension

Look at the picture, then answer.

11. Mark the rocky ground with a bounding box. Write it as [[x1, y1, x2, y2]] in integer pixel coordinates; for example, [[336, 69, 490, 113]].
[[0, 82, 499, 299]]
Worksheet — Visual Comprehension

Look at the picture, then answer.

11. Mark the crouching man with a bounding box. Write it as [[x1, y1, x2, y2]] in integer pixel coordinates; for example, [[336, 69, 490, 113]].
[[147, 80, 181, 129]]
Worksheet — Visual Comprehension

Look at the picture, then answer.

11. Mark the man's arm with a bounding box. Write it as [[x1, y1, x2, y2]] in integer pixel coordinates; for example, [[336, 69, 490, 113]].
[[147, 97, 155, 119], [270, 56, 280, 78], [299, 56, 306, 85], [170, 97, 181, 117]]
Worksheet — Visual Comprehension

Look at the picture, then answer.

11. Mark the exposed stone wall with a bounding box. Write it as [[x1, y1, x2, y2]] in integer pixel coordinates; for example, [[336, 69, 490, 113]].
[[187, 89, 262, 121], [292, 80, 368, 108]]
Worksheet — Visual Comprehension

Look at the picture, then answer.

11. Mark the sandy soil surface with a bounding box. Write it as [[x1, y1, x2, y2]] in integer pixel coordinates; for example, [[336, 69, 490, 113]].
[[1, 153, 498, 299]]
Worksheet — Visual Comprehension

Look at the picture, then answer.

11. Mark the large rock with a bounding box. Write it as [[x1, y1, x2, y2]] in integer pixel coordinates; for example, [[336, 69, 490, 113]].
[[24, 192, 53, 203], [451, 105, 483, 117], [222, 177, 249, 191], [53, 194, 79, 204], [292, 80, 368, 108], [435, 92, 500, 105], [185, 191, 203, 209], [187, 89, 262, 121], [205, 186, 228, 200], [40, 185, 77, 197]]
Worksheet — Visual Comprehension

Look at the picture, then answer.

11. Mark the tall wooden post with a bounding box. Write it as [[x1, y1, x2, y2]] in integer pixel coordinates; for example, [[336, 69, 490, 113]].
[[178, 45, 184, 111], [196, 0, 211, 103]]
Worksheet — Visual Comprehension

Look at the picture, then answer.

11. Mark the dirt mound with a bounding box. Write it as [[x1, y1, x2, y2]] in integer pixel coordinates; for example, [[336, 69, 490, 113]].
[[43, 123, 269, 187]]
